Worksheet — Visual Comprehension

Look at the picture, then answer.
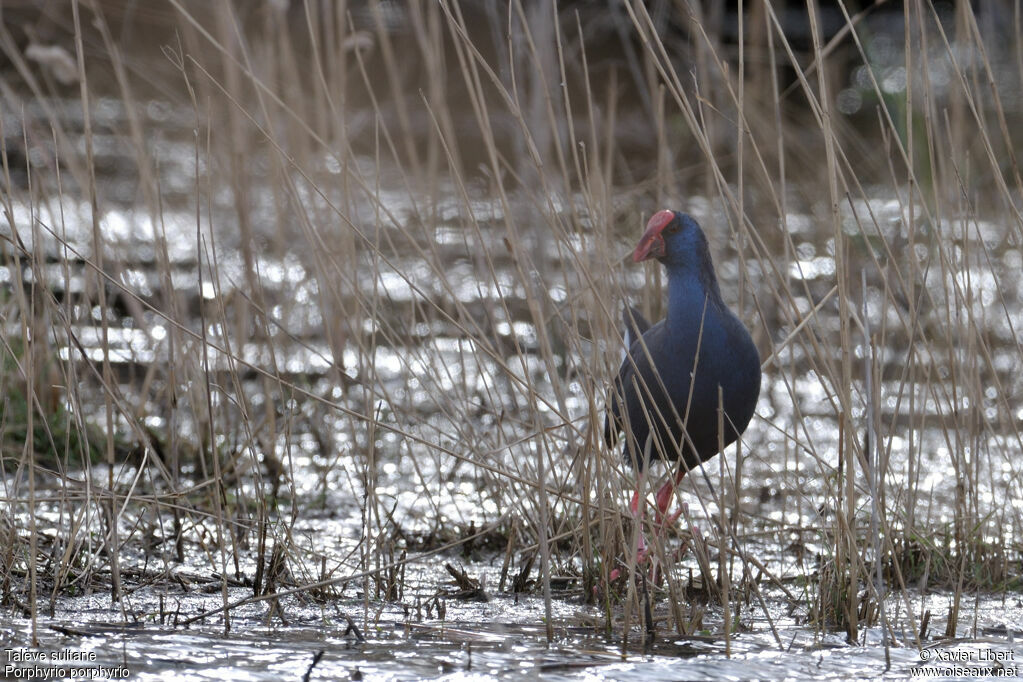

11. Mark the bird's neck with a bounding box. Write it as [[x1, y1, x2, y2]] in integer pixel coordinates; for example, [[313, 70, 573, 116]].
[[665, 265, 722, 336]]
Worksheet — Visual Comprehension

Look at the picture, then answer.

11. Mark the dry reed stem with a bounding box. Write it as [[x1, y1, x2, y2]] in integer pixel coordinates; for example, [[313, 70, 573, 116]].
[[0, 0, 1019, 648]]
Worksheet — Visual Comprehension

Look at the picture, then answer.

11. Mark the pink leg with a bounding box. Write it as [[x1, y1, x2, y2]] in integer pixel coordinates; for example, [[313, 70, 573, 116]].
[[653, 468, 686, 527], [608, 474, 692, 587], [630, 488, 649, 561], [608, 487, 649, 582], [629, 488, 642, 517]]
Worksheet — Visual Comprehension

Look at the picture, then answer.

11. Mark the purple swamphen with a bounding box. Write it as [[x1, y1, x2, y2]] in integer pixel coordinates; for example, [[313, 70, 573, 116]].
[[606, 210, 761, 525]]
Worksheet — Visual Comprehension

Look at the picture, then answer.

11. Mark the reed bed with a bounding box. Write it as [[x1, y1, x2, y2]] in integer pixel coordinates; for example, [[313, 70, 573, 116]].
[[0, 0, 1020, 653]]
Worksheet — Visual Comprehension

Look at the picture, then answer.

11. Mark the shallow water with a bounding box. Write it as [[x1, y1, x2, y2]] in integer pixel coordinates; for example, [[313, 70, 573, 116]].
[[4, 585, 1023, 681]]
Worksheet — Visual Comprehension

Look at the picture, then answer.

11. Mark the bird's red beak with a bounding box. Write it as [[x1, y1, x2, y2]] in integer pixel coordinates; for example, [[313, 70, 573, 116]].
[[632, 210, 675, 262]]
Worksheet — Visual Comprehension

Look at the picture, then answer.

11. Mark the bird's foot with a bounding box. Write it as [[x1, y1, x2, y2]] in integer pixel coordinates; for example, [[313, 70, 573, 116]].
[[604, 483, 692, 589]]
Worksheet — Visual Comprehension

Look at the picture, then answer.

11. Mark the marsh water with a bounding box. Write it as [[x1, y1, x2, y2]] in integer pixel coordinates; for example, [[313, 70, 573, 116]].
[[3, 2, 1023, 680], [3, 565, 1022, 680]]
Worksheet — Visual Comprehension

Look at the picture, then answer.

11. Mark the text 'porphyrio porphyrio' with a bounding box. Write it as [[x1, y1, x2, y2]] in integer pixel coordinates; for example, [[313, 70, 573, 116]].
[[606, 210, 761, 531]]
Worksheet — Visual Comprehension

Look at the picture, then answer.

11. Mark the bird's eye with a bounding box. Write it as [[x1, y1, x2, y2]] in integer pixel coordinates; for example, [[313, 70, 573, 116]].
[[664, 221, 680, 234]]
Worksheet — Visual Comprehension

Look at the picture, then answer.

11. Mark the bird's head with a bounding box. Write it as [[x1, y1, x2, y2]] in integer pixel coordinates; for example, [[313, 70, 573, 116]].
[[633, 210, 708, 269]]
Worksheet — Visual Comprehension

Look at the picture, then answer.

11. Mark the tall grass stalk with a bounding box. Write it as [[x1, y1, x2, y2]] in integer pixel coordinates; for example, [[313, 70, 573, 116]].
[[0, 0, 1019, 650]]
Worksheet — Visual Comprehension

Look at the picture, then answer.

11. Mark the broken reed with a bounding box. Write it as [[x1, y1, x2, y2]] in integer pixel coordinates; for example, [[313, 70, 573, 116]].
[[0, 0, 1019, 644]]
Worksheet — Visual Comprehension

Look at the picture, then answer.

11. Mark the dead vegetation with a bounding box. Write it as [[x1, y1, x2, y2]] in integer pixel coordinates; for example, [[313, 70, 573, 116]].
[[0, 0, 1020, 653]]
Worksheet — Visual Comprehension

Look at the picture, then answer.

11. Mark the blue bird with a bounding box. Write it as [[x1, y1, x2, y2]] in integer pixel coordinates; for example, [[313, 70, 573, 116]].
[[606, 210, 761, 522]]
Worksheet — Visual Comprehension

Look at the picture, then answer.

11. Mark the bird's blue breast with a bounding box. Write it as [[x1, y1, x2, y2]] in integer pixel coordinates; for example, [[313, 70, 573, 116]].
[[612, 301, 760, 471]]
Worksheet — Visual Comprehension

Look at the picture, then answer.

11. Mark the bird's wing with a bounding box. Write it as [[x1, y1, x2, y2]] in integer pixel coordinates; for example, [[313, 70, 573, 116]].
[[606, 318, 666, 447], [622, 305, 652, 351]]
